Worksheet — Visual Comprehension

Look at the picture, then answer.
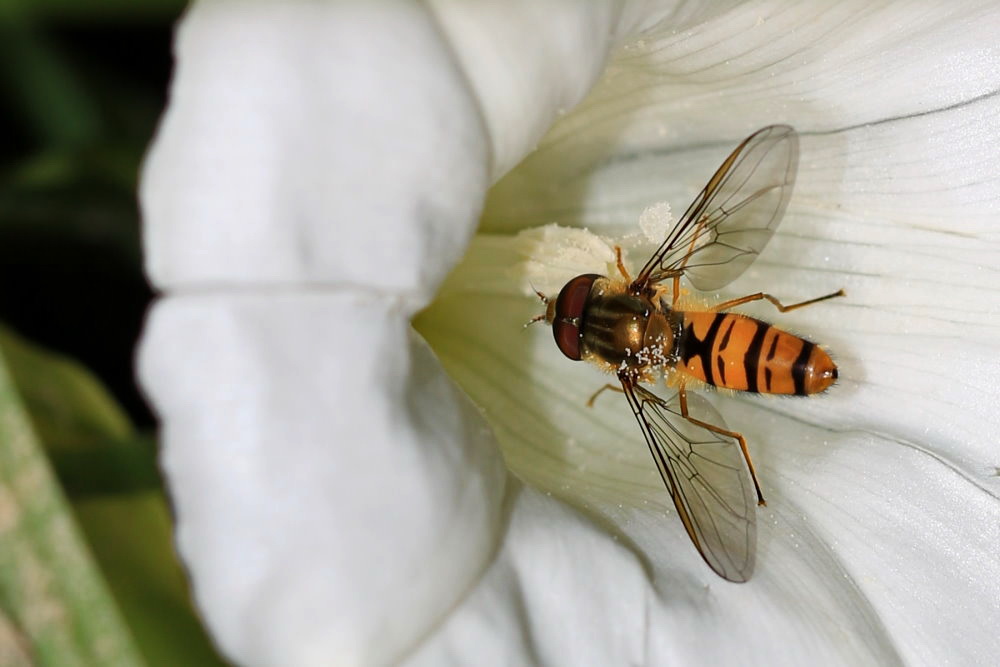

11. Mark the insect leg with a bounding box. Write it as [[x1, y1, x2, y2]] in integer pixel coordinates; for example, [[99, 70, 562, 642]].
[[669, 216, 711, 305], [714, 289, 845, 313], [614, 246, 632, 282], [678, 384, 767, 506], [587, 383, 625, 407]]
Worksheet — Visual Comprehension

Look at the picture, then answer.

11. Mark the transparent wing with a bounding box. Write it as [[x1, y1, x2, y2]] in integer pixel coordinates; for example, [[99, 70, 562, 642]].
[[621, 380, 757, 582], [633, 125, 798, 292]]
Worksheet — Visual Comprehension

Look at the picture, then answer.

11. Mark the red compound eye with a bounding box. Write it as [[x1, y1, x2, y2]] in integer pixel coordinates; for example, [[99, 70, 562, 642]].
[[552, 274, 599, 360]]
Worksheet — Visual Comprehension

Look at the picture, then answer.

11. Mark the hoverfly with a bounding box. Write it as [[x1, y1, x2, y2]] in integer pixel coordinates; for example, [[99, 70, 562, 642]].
[[531, 126, 843, 582]]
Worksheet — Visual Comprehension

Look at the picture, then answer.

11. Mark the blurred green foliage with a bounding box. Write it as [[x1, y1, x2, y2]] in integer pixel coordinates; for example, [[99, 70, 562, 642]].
[[0, 3, 227, 665], [0, 342, 145, 666], [0, 0, 187, 424], [0, 326, 225, 665]]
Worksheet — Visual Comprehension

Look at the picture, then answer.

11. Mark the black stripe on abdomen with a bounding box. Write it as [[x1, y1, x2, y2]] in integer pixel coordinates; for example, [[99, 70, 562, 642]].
[[792, 341, 815, 396], [766, 333, 779, 361], [680, 314, 725, 386], [743, 321, 769, 393], [719, 318, 736, 351]]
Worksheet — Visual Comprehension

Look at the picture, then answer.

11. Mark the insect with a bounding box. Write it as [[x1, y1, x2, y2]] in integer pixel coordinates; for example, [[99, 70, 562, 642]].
[[530, 125, 844, 582]]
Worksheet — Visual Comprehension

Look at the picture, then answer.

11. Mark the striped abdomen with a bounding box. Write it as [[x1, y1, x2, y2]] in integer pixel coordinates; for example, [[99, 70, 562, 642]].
[[677, 311, 837, 395]]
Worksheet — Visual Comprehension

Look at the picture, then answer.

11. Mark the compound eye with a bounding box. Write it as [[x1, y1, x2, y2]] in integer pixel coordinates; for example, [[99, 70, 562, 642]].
[[552, 274, 599, 360]]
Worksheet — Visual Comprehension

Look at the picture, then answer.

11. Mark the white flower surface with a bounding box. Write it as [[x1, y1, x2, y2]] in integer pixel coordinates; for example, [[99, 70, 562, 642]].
[[139, 1, 1000, 665]]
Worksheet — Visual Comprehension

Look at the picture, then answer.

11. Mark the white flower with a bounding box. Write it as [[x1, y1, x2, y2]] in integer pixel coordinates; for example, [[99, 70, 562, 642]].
[[138, 2, 1000, 665]]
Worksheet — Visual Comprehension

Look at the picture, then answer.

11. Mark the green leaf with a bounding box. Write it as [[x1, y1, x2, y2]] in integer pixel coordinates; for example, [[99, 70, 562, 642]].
[[0, 325, 226, 665], [0, 339, 145, 666], [0, 324, 160, 497], [75, 493, 227, 667], [0, 323, 132, 454], [0, 19, 104, 150]]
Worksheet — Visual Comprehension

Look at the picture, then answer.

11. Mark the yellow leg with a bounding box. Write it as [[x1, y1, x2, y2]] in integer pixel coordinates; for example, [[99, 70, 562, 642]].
[[587, 383, 625, 407], [715, 289, 845, 313], [614, 246, 631, 282], [678, 385, 767, 506], [671, 216, 709, 305]]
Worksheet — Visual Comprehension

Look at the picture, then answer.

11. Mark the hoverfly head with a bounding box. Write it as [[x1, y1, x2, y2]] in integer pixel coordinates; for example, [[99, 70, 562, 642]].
[[550, 274, 600, 361]]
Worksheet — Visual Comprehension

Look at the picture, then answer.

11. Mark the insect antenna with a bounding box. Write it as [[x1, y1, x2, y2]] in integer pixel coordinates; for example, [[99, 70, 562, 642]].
[[528, 281, 549, 304], [525, 281, 555, 327]]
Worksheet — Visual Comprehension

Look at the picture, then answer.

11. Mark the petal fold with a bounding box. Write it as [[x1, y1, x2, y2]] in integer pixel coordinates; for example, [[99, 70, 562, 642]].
[[427, 0, 674, 179]]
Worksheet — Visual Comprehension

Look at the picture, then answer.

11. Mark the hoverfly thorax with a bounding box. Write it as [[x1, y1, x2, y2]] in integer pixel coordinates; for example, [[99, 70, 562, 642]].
[[550, 274, 680, 375]]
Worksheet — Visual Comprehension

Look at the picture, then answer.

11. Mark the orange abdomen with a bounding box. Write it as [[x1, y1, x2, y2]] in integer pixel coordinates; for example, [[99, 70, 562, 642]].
[[678, 311, 837, 395]]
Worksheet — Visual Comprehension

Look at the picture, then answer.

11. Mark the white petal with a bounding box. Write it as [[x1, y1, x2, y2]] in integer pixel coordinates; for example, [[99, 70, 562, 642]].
[[408, 482, 649, 666], [138, 293, 506, 666], [483, 2, 1000, 235], [427, 0, 673, 178], [417, 212, 1000, 662], [140, 1, 489, 300], [139, 1, 666, 665], [139, 0, 1000, 665], [417, 2, 1000, 662]]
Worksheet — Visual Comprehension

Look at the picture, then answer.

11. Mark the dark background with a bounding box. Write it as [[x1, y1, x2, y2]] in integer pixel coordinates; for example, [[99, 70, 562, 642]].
[[0, 4, 185, 429], [0, 6, 236, 664]]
